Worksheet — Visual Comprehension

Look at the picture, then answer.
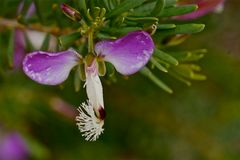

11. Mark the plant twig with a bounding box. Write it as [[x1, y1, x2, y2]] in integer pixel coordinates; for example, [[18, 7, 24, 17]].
[[0, 17, 73, 36]]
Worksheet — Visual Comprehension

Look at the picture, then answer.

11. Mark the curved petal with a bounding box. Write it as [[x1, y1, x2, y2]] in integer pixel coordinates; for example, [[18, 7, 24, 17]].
[[85, 60, 104, 110], [95, 31, 154, 75], [17, 1, 35, 18], [26, 2, 36, 18], [174, 0, 225, 20], [23, 50, 81, 85]]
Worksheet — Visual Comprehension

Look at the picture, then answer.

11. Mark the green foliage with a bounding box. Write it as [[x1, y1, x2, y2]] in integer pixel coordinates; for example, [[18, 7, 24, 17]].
[[107, 0, 146, 18], [160, 4, 198, 17], [59, 32, 81, 48]]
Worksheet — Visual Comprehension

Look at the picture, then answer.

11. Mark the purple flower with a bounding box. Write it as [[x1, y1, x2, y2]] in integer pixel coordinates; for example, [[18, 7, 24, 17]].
[[23, 30, 154, 85], [17, 1, 36, 18], [174, 0, 225, 20], [23, 50, 81, 85], [22, 30, 154, 141], [14, 30, 57, 69], [14, 1, 57, 69], [95, 31, 154, 75], [14, 1, 35, 69], [0, 133, 29, 160]]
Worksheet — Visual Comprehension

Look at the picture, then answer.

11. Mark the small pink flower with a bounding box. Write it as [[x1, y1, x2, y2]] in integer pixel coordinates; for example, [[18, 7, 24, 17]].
[[14, 1, 57, 69], [0, 133, 30, 160], [175, 0, 225, 20], [22, 31, 154, 141], [23, 31, 154, 85]]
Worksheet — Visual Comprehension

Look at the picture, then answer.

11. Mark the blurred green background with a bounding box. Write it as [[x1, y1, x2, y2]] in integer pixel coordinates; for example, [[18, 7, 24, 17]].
[[1, 0, 240, 159]]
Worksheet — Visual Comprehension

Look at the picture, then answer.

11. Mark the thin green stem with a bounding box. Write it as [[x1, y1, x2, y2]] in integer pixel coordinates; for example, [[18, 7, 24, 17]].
[[88, 29, 94, 54]]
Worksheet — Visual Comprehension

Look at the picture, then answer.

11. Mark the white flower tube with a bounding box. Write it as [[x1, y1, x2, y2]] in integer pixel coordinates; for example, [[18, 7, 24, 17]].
[[76, 59, 105, 141]]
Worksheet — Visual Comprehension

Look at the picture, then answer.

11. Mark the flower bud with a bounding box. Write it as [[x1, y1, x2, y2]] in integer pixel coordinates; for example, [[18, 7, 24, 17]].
[[61, 3, 81, 22]]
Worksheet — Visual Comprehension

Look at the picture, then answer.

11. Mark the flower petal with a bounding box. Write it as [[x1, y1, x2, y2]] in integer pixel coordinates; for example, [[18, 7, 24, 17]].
[[26, 2, 36, 18], [174, 0, 225, 20], [0, 133, 29, 160], [17, 1, 35, 18], [95, 31, 155, 75], [23, 50, 81, 85], [85, 60, 104, 110], [26, 30, 57, 51]]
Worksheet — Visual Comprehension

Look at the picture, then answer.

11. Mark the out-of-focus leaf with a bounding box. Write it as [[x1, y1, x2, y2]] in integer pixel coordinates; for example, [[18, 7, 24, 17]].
[[171, 49, 206, 62], [169, 70, 192, 86], [125, 16, 158, 24], [7, 30, 14, 68], [132, 0, 176, 16], [24, 31, 34, 51], [140, 67, 173, 94], [165, 0, 177, 7], [157, 24, 176, 30], [25, 136, 50, 160], [58, 32, 81, 47], [74, 0, 91, 25], [154, 24, 205, 43], [131, 2, 155, 16], [75, 0, 87, 13], [88, 0, 95, 13], [105, 62, 117, 83], [33, 0, 44, 23], [151, 0, 165, 16], [156, 24, 205, 37], [96, 32, 116, 40], [101, 27, 142, 35], [107, 0, 146, 18], [1, 0, 19, 16], [107, 0, 118, 10], [40, 34, 50, 51], [150, 57, 168, 73], [160, 5, 198, 17], [98, 0, 111, 11], [153, 48, 179, 66], [171, 64, 207, 80], [186, 64, 202, 71], [162, 34, 190, 47]]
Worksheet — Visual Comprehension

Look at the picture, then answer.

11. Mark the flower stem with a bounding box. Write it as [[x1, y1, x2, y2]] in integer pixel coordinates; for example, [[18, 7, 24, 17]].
[[0, 17, 73, 36], [88, 28, 94, 54]]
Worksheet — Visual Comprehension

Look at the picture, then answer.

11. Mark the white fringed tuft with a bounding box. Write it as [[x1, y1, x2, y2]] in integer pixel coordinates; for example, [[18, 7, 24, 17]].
[[76, 101, 104, 141]]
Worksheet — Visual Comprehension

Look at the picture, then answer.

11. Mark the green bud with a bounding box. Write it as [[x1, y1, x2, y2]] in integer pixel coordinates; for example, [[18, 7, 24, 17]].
[[98, 60, 106, 76]]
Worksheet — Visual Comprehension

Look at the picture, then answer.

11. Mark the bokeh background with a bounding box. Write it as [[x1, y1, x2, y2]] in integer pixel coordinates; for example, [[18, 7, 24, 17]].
[[0, 0, 240, 159]]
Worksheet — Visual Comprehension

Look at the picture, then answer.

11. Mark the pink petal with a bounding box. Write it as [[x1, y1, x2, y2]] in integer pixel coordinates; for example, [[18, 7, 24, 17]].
[[95, 31, 155, 75], [23, 50, 81, 85], [175, 0, 225, 20]]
